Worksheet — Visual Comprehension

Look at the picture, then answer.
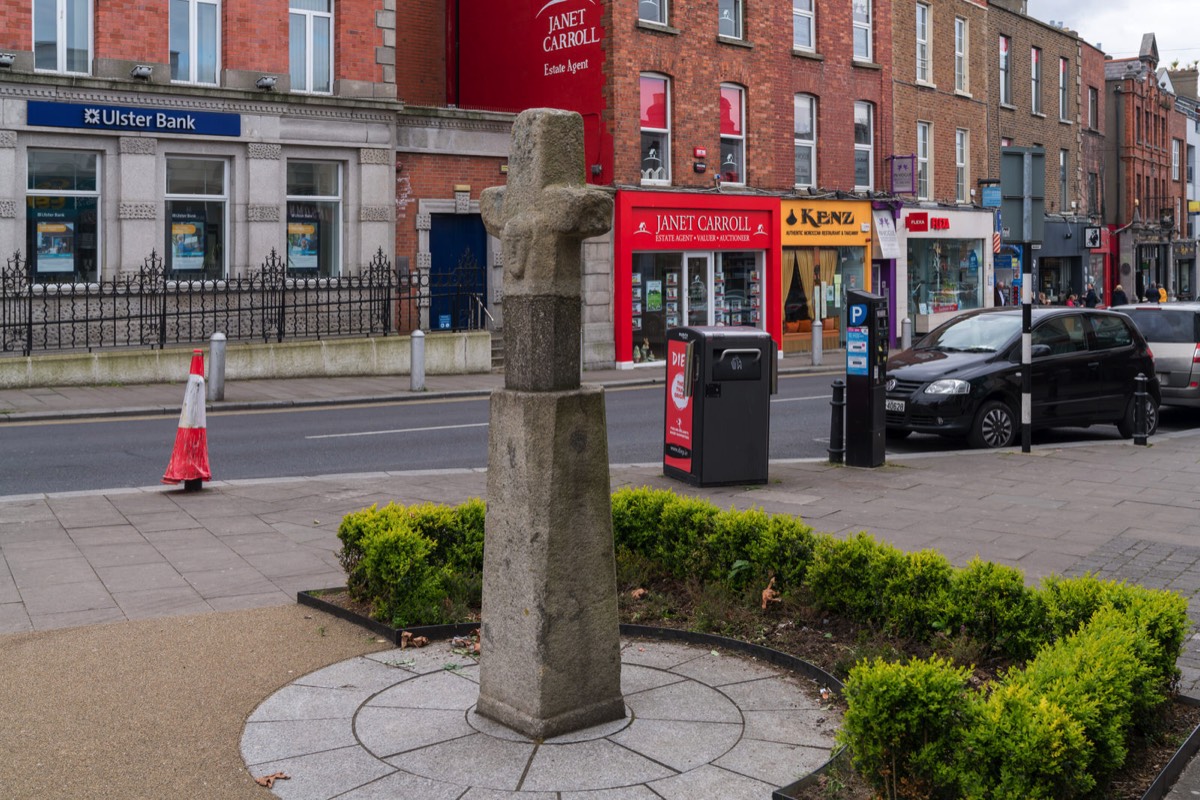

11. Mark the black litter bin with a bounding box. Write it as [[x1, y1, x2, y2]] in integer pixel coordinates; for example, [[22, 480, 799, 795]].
[[663, 326, 775, 487]]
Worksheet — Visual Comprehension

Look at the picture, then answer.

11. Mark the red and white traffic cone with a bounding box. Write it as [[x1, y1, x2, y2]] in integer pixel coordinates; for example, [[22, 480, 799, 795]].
[[163, 349, 211, 491]]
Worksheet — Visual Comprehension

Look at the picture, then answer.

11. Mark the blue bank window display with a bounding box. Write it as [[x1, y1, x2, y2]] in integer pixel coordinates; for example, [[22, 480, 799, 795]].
[[907, 238, 983, 315], [165, 157, 226, 279], [26, 150, 100, 283], [286, 161, 341, 277]]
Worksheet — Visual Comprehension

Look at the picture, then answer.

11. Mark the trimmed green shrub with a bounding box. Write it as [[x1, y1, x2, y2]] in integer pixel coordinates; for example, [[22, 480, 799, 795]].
[[807, 532, 905, 626], [1039, 573, 1125, 641], [337, 503, 412, 599], [839, 654, 974, 799], [1107, 587, 1190, 690], [611, 486, 675, 556], [336, 489, 1190, 800], [881, 549, 955, 639], [1007, 609, 1152, 780], [959, 682, 1093, 799], [1039, 574, 1189, 689], [656, 493, 722, 576], [404, 499, 487, 574], [946, 558, 1044, 659], [610, 487, 816, 593], [359, 523, 451, 628]]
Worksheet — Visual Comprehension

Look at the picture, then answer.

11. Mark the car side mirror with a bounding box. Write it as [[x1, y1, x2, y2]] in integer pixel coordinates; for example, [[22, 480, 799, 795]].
[[1031, 344, 1052, 359]]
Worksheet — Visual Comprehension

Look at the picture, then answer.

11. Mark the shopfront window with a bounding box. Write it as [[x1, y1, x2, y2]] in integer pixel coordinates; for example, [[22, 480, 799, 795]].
[[907, 238, 983, 316], [781, 245, 864, 348], [715, 252, 762, 328], [25, 150, 100, 283], [631, 250, 762, 363], [286, 161, 341, 277], [165, 157, 226, 279]]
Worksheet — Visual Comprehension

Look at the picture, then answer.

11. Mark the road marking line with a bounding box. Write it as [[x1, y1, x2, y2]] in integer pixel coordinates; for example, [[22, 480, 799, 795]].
[[770, 395, 830, 403], [306, 422, 489, 440]]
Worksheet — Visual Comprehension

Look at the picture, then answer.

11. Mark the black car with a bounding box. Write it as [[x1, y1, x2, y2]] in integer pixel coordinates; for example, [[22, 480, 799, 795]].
[[885, 308, 1160, 448]]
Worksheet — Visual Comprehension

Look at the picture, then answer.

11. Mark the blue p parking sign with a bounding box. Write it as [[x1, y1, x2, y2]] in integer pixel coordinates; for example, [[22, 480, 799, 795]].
[[849, 304, 868, 327]]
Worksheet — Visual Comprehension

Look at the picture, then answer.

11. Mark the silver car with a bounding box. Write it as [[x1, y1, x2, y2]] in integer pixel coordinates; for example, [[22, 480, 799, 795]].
[[1111, 302, 1200, 407]]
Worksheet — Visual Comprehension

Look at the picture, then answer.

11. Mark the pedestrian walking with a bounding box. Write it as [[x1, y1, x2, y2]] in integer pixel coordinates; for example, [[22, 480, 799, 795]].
[[1084, 283, 1099, 308], [1111, 284, 1129, 306]]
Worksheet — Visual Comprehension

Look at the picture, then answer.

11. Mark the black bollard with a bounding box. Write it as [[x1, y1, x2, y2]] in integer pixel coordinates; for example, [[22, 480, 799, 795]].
[[829, 379, 846, 464], [1134, 373, 1148, 446]]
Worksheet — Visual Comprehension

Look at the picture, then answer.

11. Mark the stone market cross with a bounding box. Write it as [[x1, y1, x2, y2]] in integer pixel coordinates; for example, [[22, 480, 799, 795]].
[[476, 108, 624, 739]]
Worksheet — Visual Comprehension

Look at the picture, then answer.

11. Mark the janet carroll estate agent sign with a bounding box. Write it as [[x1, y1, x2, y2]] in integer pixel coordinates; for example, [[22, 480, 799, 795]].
[[456, 0, 609, 183]]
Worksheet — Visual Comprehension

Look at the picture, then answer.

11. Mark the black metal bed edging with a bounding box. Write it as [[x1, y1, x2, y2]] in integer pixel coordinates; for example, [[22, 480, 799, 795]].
[[298, 587, 847, 799]]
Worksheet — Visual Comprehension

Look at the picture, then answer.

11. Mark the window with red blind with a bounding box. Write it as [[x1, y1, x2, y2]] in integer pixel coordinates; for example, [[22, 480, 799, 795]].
[[640, 74, 670, 184], [719, 84, 745, 184]]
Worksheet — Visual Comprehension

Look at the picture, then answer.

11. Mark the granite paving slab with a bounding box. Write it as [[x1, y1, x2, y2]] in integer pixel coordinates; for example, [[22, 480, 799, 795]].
[[242, 637, 838, 798]]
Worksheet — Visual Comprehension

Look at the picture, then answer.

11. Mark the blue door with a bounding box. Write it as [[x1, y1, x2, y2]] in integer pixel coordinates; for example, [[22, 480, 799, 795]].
[[429, 214, 488, 331]]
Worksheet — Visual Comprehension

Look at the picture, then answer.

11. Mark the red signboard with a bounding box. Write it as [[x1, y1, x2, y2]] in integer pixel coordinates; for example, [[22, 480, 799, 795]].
[[664, 338, 693, 473], [905, 212, 928, 232], [626, 207, 774, 249], [457, 0, 610, 183]]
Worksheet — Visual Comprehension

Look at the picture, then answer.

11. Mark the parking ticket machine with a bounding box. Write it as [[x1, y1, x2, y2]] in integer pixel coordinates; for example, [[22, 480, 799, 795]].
[[845, 290, 888, 467]]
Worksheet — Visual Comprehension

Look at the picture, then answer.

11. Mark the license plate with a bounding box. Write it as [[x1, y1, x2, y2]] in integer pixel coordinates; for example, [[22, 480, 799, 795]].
[[885, 399, 905, 412]]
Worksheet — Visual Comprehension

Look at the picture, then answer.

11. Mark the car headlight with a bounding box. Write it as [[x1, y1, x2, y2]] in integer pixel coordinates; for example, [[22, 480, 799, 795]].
[[924, 379, 971, 395]]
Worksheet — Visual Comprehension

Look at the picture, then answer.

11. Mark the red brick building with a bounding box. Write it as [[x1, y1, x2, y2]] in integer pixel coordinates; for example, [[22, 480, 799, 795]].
[[0, 0, 398, 281], [888, 0, 997, 334], [452, 0, 896, 366], [1104, 34, 1191, 300], [984, 0, 1095, 304]]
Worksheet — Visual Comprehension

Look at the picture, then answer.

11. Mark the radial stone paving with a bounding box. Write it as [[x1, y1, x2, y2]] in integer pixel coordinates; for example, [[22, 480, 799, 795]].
[[241, 637, 841, 799]]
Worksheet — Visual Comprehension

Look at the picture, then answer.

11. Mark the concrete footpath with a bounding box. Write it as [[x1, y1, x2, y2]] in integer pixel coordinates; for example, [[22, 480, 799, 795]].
[[4, 360, 1200, 797]]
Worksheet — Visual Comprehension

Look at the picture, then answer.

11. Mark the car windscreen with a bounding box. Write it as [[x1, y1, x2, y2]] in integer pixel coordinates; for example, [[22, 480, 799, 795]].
[[916, 313, 1022, 352], [1120, 308, 1200, 344]]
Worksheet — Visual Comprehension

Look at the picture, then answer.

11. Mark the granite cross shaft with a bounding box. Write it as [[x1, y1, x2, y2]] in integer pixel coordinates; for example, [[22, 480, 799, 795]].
[[475, 108, 624, 739]]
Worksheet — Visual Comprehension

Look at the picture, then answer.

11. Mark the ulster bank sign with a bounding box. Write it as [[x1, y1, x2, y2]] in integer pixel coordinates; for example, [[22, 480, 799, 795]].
[[27, 101, 241, 137]]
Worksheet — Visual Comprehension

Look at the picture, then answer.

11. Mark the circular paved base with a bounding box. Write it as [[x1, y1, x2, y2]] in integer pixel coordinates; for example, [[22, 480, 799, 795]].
[[241, 637, 840, 799]]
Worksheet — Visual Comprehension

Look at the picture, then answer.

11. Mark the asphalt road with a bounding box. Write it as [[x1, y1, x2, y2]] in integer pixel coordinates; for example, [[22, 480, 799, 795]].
[[4, 374, 1198, 497], [0, 375, 832, 495]]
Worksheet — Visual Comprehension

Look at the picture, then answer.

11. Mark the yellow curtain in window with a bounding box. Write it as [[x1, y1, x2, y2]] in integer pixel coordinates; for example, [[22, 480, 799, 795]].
[[797, 248, 816, 320]]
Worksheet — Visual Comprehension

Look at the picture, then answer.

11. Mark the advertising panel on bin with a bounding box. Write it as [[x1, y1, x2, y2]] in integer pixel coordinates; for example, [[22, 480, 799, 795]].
[[664, 338, 694, 472]]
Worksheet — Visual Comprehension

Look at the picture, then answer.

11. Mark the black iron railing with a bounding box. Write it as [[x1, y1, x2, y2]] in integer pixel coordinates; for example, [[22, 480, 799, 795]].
[[0, 248, 489, 356]]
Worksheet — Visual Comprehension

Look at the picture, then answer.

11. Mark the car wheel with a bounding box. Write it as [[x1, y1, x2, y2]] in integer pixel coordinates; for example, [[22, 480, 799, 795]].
[[1117, 394, 1159, 438], [885, 428, 912, 440], [968, 400, 1017, 448]]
